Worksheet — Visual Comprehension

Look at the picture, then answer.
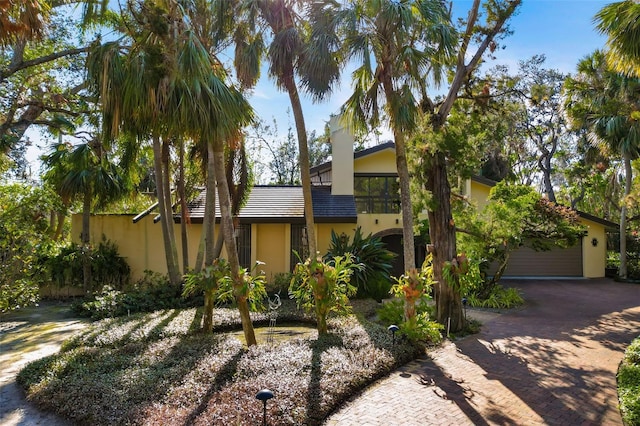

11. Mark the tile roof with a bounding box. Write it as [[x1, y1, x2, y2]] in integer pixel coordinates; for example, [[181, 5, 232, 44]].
[[184, 186, 357, 224]]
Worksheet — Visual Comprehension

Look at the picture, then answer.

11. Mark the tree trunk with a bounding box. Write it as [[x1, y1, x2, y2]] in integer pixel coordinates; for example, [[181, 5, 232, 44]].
[[203, 288, 215, 333], [178, 138, 189, 272], [81, 188, 92, 294], [379, 65, 416, 273], [425, 152, 465, 333], [283, 75, 317, 260], [152, 135, 181, 286], [619, 151, 632, 279], [213, 142, 257, 346]]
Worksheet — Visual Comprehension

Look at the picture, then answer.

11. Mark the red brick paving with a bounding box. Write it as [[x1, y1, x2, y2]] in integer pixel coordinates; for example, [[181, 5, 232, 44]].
[[324, 279, 640, 426]]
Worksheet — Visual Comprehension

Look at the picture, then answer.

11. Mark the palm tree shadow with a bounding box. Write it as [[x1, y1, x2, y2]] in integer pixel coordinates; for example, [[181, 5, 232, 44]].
[[182, 350, 244, 426], [306, 333, 344, 425], [415, 359, 491, 426]]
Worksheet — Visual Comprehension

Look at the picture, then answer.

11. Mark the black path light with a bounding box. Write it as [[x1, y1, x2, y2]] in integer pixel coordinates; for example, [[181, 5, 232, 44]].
[[388, 324, 399, 345], [256, 389, 274, 426], [462, 297, 468, 322]]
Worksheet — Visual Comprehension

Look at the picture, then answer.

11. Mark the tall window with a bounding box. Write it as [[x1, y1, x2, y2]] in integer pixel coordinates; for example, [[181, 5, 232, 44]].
[[354, 175, 400, 214], [236, 224, 251, 269], [290, 224, 307, 269]]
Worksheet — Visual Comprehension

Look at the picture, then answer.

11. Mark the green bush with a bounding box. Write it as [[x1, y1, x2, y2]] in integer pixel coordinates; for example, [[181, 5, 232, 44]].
[[465, 285, 523, 309], [325, 227, 395, 301], [377, 299, 441, 343], [72, 271, 200, 319], [44, 238, 130, 293], [377, 298, 434, 326], [619, 337, 640, 425], [267, 272, 293, 295]]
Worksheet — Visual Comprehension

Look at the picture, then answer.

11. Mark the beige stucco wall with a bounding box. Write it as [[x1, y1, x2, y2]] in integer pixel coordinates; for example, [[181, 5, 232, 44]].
[[354, 149, 396, 174], [358, 214, 402, 235], [581, 218, 607, 278], [255, 223, 288, 281], [468, 180, 492, 211], [72, 214, 217, 282]]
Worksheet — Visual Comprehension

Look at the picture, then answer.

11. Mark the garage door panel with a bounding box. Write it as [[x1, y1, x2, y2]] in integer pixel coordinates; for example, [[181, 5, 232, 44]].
[[502, 243, 583, 277]]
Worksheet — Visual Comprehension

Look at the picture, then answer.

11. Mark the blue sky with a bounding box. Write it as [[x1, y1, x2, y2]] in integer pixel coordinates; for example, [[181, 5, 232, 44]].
[[246, 0, 611, 143]]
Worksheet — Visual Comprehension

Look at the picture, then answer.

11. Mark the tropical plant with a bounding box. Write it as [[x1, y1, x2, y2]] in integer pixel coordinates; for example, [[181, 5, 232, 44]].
[[184, 258, 230, 333], [390, 254, 437, 323], [289, 255, 359, 334], [325, 228, 396, 301], [42, 140, 129, 292], [595, 0, 640, 78]]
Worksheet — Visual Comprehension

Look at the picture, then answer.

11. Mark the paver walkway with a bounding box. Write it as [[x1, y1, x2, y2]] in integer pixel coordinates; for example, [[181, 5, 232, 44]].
[[325, 279, 640, 426], [0, 302, 88, 426]]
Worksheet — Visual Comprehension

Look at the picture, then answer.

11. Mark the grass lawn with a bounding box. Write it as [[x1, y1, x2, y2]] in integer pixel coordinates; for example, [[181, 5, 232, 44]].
[[17, 300, 424, 425]]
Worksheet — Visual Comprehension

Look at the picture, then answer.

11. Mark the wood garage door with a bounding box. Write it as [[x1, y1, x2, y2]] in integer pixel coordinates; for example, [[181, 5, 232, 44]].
[[501, 242, 583, 277]]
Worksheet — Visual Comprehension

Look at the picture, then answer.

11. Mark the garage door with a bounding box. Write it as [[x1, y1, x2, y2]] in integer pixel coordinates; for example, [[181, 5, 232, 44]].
[[501, 242, 583, 277]]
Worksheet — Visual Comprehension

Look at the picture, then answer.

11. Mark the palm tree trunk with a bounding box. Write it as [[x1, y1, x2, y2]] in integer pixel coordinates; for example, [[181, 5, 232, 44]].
[[379, 62, 415, 272], [178, 138, 189, 272], [81, 188, 92, 294], [283, 76, 317, 260], [620, 151, 632, 279], [425, 152, 464, 333], [213, 141, 257, 346], [152, 135, 181, 286]]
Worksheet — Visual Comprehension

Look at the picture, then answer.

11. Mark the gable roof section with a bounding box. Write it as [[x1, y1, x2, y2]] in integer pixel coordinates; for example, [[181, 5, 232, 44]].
[[310, 141, 395, 175], [184, 186, 357, 224]]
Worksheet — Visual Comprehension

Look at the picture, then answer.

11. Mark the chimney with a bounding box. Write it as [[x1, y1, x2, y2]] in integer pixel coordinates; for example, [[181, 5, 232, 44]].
[[329, 115, 354, 196]]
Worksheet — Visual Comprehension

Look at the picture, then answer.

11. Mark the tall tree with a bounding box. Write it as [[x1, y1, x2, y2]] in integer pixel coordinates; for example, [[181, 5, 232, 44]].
[[233, 0, 341, 260], [595, 0, 640, 78], [88, 0, 257, 344], [564, 50, 640, 279], [335, 0, 456, 274], [0, 1, 108, 175], [413, 0, 521, 332]]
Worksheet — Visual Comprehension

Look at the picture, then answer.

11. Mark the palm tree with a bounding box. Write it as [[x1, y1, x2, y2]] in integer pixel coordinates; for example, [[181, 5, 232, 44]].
[[233, 0, 341, 260], [595, 1, 640, 78], [333, 0, 455, 276], [42, 139, 127, 293], [87, 0, 258, 344], [564, 50, 640, 279]]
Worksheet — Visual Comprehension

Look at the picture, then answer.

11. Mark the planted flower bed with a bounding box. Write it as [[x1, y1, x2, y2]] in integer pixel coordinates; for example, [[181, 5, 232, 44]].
[[17, 301, 423, 425]]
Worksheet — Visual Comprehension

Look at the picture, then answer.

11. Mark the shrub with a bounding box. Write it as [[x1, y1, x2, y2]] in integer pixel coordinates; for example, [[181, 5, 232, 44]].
[[71, 272, 199, 319], [267, 272, 293, 295], [377, 299, 434, 326], [619, 337, 640, 425], [465, 285, 523, 309], [44, 238, 130, 293], [325, 227, 395, 301]]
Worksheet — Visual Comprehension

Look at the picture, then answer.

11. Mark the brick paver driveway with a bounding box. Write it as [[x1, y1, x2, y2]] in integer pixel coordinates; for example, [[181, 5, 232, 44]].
[[325, 279, 640, 426]]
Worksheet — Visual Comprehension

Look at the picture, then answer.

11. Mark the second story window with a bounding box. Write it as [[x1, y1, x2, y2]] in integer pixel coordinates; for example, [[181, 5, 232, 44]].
[[354, 175, 400, 214]]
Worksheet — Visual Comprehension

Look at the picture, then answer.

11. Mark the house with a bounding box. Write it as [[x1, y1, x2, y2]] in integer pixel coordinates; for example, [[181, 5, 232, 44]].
[[73, 117, 614, 282]]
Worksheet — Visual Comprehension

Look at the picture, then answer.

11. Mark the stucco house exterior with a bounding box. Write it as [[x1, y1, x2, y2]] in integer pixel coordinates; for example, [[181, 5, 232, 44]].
[[73, 118, 615, 282]]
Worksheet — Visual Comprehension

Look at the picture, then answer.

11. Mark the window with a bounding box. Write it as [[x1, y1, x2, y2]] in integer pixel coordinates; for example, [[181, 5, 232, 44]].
[[290, 224, 307, 269], [236, 224, 251, 269], [354, 175, 400, 214]]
